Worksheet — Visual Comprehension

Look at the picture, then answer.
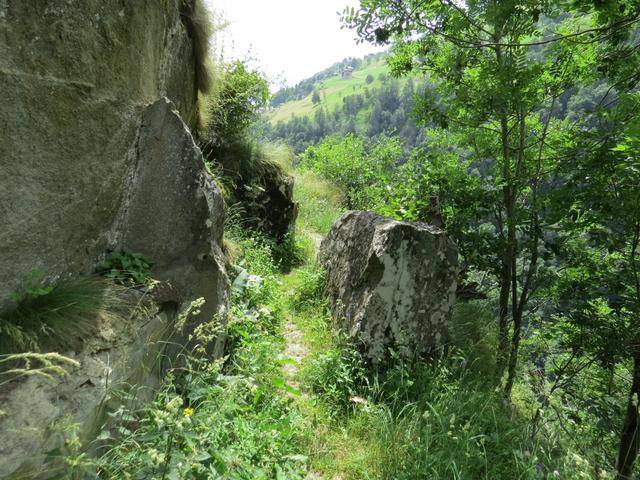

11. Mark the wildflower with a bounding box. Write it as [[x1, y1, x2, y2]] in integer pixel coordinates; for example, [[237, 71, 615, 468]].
[[184, 407, 195, 416], [166, 396, 183, 413]]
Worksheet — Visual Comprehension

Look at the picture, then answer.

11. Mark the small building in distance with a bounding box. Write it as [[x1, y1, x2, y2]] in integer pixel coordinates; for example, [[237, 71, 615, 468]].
[[342, 66, 354, 79]]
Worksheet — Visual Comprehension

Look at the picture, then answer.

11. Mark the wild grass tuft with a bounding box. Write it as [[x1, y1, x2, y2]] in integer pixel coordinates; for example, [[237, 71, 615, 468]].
[[0, 276, 132, 355], [180, 0, 214, 94], [209, 139, 287, 187]]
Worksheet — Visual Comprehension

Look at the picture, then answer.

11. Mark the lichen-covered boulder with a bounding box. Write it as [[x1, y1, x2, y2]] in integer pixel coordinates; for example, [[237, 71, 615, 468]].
[[319, 211, 459, 362]]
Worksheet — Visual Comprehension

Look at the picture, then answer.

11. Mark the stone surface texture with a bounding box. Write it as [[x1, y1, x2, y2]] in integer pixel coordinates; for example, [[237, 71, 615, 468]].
[[0, 0, 208, 309], [319, 211, 459, 362], [0, 1, 229, 477], [116, 98, 228, 328], [235, 173, 299, 241], [0, 297, 174, 479]]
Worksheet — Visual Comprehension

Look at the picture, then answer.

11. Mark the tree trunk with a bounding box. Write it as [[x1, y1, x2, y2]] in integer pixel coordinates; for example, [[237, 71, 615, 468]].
[[504, 307, 522, 398], [496, 111, 513, 377], [616, 352, 640, 480]]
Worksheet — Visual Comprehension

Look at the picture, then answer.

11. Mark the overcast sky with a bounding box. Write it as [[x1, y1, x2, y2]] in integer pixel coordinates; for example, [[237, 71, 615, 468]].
[[207, 0, 384, 88]]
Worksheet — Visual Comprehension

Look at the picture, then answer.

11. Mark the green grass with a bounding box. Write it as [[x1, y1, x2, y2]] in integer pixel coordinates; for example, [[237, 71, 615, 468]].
[[282, 264, 593, 480], [293, 169, 345, 236]]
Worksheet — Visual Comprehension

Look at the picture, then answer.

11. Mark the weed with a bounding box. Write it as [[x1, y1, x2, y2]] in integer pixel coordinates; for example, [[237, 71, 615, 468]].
[[96, 250, 153, 287], [93, 232, 310, 479], [0, 352, 80, 388]]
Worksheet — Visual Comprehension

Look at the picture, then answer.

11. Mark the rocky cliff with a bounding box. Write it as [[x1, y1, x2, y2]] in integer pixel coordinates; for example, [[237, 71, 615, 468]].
[[0, 0, 226, 318], [0, 2, 228, 477]]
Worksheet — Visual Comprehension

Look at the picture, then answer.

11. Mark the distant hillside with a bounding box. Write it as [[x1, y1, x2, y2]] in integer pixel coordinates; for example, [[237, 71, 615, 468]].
[[264, 53, 430, 152]]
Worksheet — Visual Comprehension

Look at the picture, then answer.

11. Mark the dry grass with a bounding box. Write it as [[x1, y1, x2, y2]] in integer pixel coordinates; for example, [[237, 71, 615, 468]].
[[181, 0, 214, 94]]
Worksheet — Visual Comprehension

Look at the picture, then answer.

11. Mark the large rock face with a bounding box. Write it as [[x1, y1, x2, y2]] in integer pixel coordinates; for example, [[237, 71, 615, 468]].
[[116, 98, 227, 329], [0, 2, 228, 476], [319, 211, 459, 362], [0, 0, 211, 310]]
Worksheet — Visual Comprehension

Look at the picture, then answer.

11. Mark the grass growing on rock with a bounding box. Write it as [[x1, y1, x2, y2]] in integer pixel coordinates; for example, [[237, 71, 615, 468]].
[[0, 276, 133, 355]]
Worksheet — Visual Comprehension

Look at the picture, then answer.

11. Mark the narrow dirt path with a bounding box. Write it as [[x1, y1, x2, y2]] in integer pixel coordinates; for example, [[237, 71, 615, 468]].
[[281, 314, 307, 392], [278, 232, 343, 480]]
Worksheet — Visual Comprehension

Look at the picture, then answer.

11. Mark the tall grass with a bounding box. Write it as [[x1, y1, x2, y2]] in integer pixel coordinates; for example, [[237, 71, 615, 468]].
[[294, 169, 345, 235], [284, 261, 601, 479], [204, 139, 286, 187]]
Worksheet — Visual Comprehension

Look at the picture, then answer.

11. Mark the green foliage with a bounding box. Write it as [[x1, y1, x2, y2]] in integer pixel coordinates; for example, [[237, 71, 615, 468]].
[[201, 60, 269, 143], [94, 233, 310, 479], [300, 133, 403, 211], [96, 250, 153, 287], [291, 261, 327, 310], [0, 276, 132, 355], [296, 300, 597, 479]]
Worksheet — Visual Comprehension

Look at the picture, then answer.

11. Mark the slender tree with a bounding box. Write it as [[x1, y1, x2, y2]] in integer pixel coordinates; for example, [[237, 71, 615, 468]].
[[343, 0, 602, 395]]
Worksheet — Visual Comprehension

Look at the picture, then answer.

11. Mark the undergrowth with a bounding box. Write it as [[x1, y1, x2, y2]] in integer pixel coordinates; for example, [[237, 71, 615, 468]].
[[286, 259, 606, 479], [90, 232, 311, 480], [69, 164, 611, 479]]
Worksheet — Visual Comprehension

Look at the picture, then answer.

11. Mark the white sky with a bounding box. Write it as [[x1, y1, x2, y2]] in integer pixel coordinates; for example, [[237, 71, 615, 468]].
[[207, 0, 384, 88]]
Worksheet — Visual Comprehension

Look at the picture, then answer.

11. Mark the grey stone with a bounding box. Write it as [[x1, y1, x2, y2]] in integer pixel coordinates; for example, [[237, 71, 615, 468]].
[[235, 173, 299, 241], [0, 0, 198, 311], [0, 299, 174, 479], [319, 211, 459, 362], [116, 98, 228, 333]]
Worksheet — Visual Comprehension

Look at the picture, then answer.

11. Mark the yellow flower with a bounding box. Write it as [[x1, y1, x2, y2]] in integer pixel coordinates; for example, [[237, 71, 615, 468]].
[[183, 407, 195, 416]]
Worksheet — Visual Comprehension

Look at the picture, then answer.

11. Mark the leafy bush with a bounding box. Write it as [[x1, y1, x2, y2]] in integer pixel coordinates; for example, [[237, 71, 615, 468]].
[[299, 133, 402, 211], [200, 60, 269, 144]]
